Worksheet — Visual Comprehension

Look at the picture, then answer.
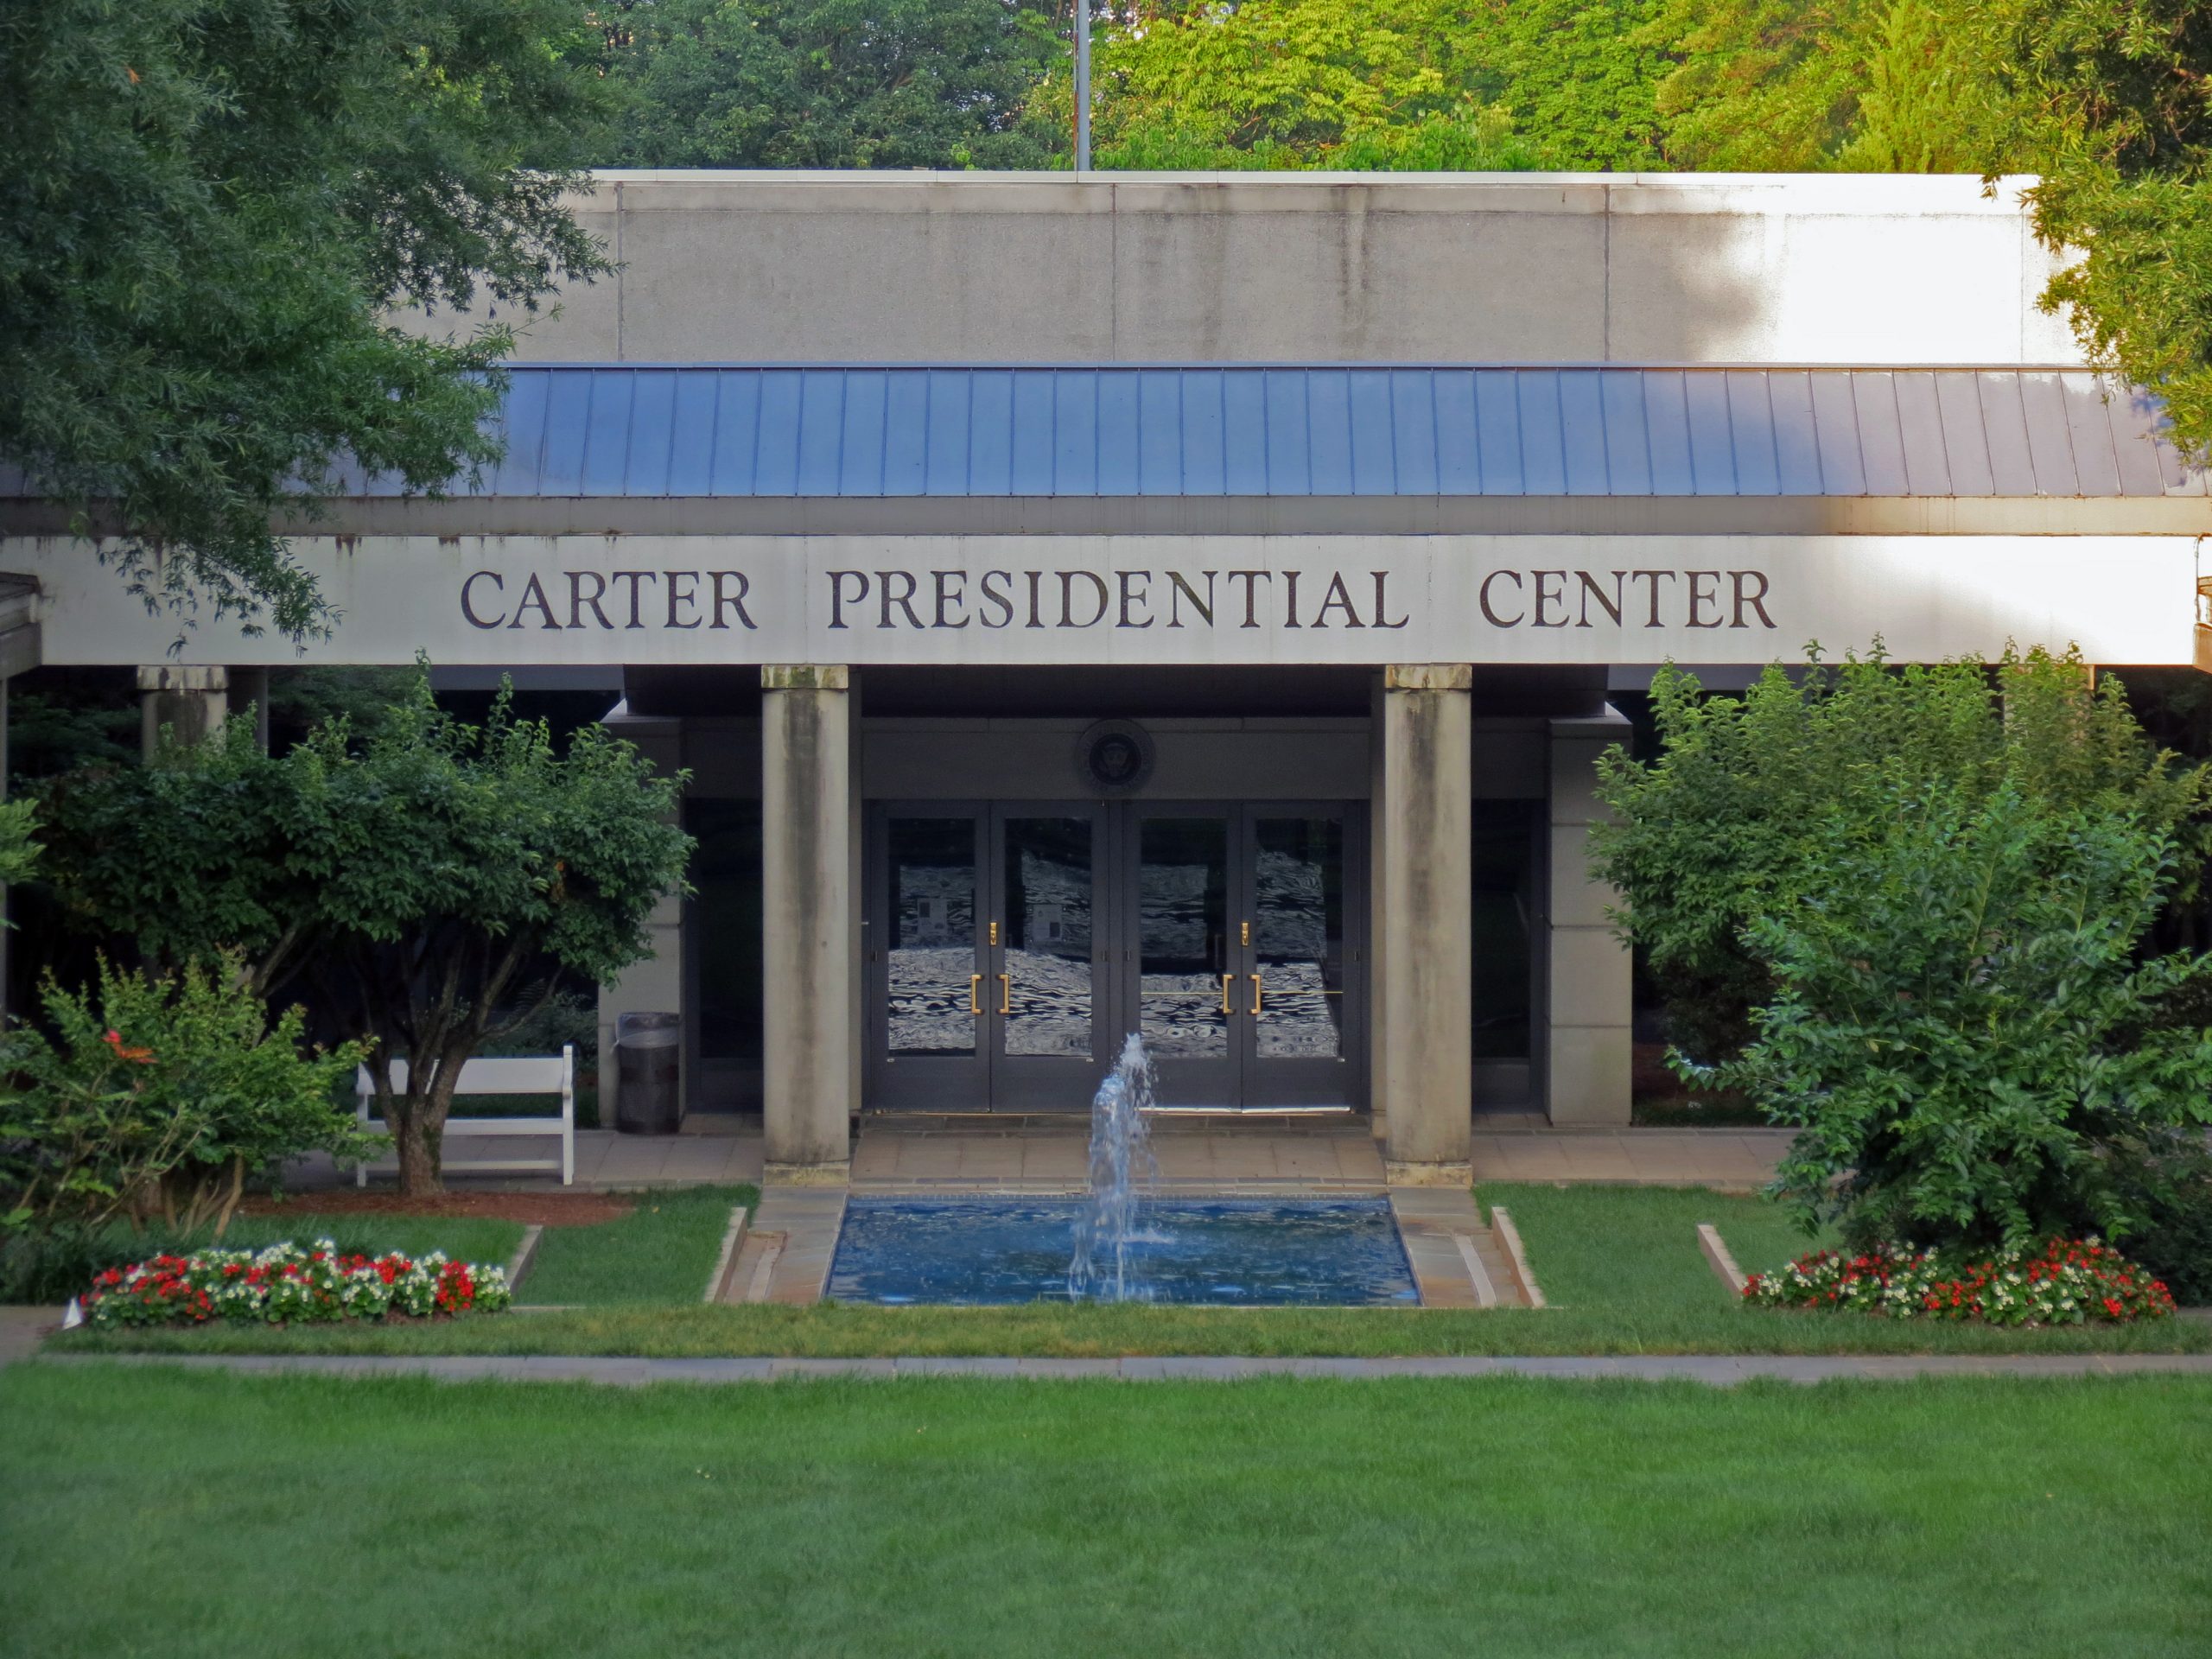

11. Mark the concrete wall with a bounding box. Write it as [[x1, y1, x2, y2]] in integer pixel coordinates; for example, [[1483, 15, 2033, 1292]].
[[441, 171, 2082, 369]]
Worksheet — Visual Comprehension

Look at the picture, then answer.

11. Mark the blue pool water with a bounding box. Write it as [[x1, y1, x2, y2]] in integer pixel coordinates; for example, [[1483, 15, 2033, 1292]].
[[826, 1196, 1420, 1306]]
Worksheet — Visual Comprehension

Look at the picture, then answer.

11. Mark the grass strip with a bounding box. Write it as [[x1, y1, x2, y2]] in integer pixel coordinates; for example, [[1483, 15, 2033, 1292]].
[[48, 1184, 2203, 1357], [3, 1365, 2206, 1658], [519, 1185, 757, 1306]]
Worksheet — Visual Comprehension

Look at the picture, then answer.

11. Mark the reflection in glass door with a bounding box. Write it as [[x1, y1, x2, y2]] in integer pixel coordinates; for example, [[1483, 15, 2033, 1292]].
[[870, 804, 1107, 1110], [878, 813, 986, 1108], [1245, 813, 1351, 1105], [872, 802, 1363, 1112], [1123, 805, 1362, 1111], [992, 809, 1107, 1107], [1135, 816, 1235, 1107]]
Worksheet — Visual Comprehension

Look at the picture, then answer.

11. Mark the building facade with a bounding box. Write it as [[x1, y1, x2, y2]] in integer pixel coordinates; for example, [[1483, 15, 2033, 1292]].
[[3, 171, 2207, 1184]]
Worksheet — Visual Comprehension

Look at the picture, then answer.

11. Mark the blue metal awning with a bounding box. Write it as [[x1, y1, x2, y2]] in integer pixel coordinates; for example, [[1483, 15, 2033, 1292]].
[[15, 365, 2202, 503], [434, 365, 2202, 500]]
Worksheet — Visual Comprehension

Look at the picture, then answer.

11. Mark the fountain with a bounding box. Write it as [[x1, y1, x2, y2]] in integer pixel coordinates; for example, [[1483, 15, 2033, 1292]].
[[823, 1034, 1420, 1306], [1067, 1033, 1160, 1302]]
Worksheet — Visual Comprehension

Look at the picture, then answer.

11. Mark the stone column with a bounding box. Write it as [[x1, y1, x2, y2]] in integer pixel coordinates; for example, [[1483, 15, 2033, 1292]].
[[1376, 664, 1473, 1184], [137, 665, 226, 755], [596, 709, 687, 1122], [761, 665, 855, 1181], [1544, 710, 1633, 1126], [1366, 676, 1389, 1141]]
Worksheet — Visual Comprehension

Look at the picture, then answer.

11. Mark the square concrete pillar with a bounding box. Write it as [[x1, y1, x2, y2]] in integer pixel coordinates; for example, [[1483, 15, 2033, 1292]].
[[1545, 710, 1634, 1126], [761, 665, 855, 1181], [597, 709, 687, 1123], [137, 665, 226, 755], [1375, 664, 1473, 1185], [1366, 674, 1389, 1142]]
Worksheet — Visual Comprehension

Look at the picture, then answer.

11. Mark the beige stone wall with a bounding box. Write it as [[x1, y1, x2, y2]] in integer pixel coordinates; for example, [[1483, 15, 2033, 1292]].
[[421, 170, 2081, 370]]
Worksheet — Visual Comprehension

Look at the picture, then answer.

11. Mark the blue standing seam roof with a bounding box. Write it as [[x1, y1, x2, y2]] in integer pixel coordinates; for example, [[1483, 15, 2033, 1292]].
[[4, 366, 2200, 502]]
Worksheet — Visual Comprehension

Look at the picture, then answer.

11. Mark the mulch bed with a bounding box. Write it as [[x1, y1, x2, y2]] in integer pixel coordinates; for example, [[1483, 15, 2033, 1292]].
[[242, 1191, 632, 1226]]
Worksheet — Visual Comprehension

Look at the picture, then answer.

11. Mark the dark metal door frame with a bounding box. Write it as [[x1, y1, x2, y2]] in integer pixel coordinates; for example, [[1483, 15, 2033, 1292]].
[[867, 803, 988, 1110], [868, 798, 1368, 1113]]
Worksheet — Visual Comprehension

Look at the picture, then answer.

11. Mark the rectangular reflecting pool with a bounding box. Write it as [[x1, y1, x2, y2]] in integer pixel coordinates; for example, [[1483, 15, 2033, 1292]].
[[826, 1196, 1420, 1306]]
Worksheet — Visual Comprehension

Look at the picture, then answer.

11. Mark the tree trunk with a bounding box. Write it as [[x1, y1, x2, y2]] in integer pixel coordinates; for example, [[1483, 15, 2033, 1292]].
[[394, 1106, 443, 1197], [210, 1157, 246, 1241]]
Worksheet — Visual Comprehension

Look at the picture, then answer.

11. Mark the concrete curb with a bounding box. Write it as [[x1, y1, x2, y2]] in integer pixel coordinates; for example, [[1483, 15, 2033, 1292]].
[[30, 1352, 2212, 1387], [703, 1206, 750, 1303], [503, 1226, 545, 1297], [1697, 1223, 1747, 1296], [1488, 1206, 1546, 1310]]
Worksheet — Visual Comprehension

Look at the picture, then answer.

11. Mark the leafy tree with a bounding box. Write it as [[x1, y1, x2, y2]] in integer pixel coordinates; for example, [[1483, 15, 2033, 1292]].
[[598, 0, 1061, 168], [1057, 0, 1551, 170], [1652, 0, 1995, 171], [1650, 0, 2212, 455], [35, 676, 692, 1194], [1685, 781, 2212, 1251], [1591, 645, 2210, 1062], [1477, 0, 1673, 169], [1980, 0, 2212, 460], [0, 0, 612, 638]]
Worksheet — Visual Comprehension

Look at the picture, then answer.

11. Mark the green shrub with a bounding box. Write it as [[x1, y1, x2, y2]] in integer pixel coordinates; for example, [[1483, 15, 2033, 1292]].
[[0, 957, 370, 1244], [1684, 783, 2212, 1253], [2100, 1132, 2212, 1304], [1593, 646, 2210, 1064]]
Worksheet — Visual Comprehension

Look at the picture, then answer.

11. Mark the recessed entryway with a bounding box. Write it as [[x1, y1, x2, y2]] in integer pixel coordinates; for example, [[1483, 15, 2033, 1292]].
[[866, 802, 1367, 1112]]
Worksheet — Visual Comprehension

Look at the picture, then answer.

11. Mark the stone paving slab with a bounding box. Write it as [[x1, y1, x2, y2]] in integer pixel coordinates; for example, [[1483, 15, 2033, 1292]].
[[283, 1131, 766, 1194], [747, 1187, 849, 1304], [1469, 1127, 1796, 1189], [1385, 1189, 1524, 1309], [850, 1116, 1389, 1193], [33, 1352, 2212, 1385]]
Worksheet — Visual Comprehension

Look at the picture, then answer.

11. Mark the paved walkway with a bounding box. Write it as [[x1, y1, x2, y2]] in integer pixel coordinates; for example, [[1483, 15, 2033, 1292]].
[[286, 1121, 763, 1193], [1469, 1124, 1794, 1188], [852, 1115, 1387, 1193], [1387, 1189, 1528, 1308], [284, 1117, 1792, 1196], [29, 1352, 2212, 1385]]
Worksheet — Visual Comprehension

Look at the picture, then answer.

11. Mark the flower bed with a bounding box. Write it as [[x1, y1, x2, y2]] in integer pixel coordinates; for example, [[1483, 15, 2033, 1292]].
[[1745, 1238, 2176, 1325], [81, 1240, 511, 1328]]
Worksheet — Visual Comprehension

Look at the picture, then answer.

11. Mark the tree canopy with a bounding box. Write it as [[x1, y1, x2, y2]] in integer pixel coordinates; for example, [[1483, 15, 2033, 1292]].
[[597, 0, 1061, 168], [1653, 0, 2212, 454], [1039, 0, 1665, 171], [0, 0, 612, 637], [35, 676, 693, 1194]]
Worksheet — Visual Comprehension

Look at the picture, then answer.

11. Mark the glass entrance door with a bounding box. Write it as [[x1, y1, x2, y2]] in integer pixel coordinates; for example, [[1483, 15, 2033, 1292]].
[[1123, 804, 1363, 1111], [871, 801, 1362, 1112], [868, 804, 1108, 1110]]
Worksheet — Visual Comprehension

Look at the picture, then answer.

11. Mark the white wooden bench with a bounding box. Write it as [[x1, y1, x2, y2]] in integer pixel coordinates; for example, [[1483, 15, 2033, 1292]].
[[355, 1046, 575, 1187]]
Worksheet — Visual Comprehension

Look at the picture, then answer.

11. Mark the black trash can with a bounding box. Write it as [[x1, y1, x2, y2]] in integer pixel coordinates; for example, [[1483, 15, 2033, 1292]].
[[613, 1011, 683, 1135]]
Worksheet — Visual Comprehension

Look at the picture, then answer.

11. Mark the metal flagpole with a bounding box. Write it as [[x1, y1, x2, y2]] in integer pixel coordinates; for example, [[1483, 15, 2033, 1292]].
[[1074, 0, 1090, 172]]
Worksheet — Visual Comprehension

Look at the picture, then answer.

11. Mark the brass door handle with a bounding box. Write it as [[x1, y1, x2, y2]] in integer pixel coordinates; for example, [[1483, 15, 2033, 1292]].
[[1249, 973, 1262, 1016], [1219, 973, 1233, 1014], [999, 973, 1012, 1015], [969, 974, 982, 1016]]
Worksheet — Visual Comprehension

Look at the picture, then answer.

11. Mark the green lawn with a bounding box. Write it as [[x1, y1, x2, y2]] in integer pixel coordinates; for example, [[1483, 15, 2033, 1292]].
[[2, 1365, 2205, 1657], [48, 1183, 2209, 1357], [521, 1184, 752, 1305]]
